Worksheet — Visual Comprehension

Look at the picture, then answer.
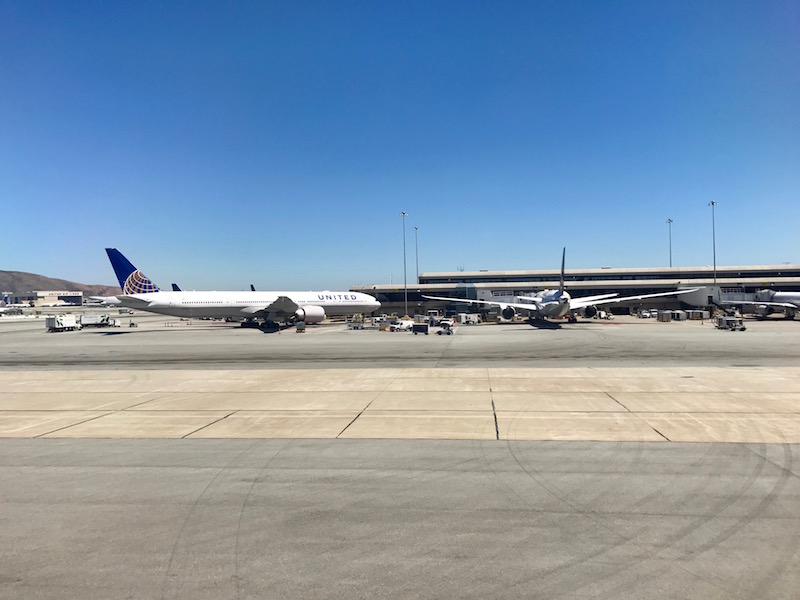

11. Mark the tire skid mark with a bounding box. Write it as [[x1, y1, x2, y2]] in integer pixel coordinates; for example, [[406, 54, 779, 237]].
[[159, 441, 260, 600], [501, 442, 764, 599]]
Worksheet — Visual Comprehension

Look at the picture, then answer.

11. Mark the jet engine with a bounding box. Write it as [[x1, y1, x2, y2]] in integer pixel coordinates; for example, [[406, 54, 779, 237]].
[[295, 305, 325, 324], [754, 305, 772, 319], [501, 306, 516, 320], [581, 305, 598, 318]]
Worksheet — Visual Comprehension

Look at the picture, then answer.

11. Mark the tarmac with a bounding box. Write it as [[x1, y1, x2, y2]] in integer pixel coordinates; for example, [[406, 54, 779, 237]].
[[1, 312, 799, 598]]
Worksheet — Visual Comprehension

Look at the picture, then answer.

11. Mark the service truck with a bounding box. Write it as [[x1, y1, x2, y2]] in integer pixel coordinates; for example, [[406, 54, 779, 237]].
[[45, 315, 81, 332], [79, 314, 111, 327]]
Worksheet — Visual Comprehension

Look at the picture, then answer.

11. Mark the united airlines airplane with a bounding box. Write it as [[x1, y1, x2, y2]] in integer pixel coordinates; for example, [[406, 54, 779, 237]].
[[424, 248, 699, 324], [724, 290, 800, 320], [105, 248, 381, 325]]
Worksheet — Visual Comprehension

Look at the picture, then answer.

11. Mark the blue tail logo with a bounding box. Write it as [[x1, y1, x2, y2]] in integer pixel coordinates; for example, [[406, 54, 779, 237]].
[[105, 248, 160, 294]]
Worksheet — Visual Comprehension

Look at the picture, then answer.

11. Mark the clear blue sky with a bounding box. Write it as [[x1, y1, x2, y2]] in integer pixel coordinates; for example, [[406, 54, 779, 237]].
[[2, 1, 798, 290]]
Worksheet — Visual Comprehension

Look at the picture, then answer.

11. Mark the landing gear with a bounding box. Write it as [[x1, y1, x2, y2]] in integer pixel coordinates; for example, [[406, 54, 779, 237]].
[[526, 318, 562, 330]]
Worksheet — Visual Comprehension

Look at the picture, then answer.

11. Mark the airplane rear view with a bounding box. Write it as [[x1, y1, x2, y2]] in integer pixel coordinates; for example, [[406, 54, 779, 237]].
[[424, 248, 698, 325]]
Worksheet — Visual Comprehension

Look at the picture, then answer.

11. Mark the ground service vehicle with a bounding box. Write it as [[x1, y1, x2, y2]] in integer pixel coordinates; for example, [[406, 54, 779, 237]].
[[46, 315, 81, 332], [437, 322, 454, 335], [715, 316, 746, 331]]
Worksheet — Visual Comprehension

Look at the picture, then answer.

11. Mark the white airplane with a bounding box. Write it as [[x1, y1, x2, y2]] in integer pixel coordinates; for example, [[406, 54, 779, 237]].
[[104, 248, 381, 326], [724, 290, 800, 320], [1, 294, 31, 309], [423, 249, 699, 324]]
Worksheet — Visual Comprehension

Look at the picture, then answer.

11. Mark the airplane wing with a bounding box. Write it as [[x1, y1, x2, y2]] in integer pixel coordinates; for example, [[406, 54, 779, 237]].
[[241, 295, 299, 317], [422, 295, 543, 315], [722, 300, 799, 309], [566, 293, 619, 308], [571, 288, 701, 310]]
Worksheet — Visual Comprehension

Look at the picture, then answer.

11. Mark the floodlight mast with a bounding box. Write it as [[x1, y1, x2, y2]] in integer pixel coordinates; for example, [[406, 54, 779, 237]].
[[401, 211, 408, 316]]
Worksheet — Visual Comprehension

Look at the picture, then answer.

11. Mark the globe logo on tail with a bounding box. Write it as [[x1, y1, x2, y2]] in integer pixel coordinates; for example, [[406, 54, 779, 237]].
[[124, 270, 159, 294]]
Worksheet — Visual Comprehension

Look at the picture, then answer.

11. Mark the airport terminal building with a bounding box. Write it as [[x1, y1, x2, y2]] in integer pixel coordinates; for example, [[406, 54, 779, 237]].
[[352, 264, 800, 316], [3, 290, 84, 307]]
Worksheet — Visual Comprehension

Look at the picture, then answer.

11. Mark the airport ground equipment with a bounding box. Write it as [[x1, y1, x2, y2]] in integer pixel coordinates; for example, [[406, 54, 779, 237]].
[[45, 315, 80, 332], [715, 316, 746, 331], [412, 323, 429, 335], [688, 310, 711, 320], [79, 314, 115, 328], [389, 320, 413, 332], [436, 322, 454, 335]]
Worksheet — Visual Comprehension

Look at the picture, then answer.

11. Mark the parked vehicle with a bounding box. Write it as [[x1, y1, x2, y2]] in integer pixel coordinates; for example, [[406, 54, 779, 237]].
[[79, 314, 112, 327], [389, 319, 413, 332], [45, 315, 81, 332], [436, 322, 454, 335], [715, 316, 746, 331]]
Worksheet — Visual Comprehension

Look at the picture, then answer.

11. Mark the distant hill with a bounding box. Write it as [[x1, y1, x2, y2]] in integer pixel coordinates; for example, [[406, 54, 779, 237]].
[[0, 270, 120, 297]]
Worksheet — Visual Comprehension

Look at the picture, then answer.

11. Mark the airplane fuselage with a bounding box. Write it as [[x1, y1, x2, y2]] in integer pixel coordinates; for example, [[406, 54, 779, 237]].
[[116, 290, 381, 320], [771, 291, 800, 305], [503, 289, 572, 319]]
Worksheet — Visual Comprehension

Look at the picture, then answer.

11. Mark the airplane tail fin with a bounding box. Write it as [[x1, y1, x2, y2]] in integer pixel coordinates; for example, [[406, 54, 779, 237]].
[[171, 283, 181, 292], [559, 247, 566, 294], [105, 248, 160, 294]]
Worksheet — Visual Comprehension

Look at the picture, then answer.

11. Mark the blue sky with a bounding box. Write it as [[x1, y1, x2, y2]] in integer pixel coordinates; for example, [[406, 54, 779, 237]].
[[2, 1, 798, 290]]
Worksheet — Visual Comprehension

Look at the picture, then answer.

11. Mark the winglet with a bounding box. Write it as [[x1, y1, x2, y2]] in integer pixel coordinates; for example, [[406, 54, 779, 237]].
[[171, 283, 182, 292], [105, 248, 160, 294], [559, 247, 566, 294], [250, 284, 256, 292]]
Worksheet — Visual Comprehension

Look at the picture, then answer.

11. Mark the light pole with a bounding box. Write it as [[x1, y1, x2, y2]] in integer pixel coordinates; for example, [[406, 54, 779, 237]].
[[666, 219, 673, 268], [708, 201, 717, 286], [400, 211, 408, 316], [413, 226, 419, 284]]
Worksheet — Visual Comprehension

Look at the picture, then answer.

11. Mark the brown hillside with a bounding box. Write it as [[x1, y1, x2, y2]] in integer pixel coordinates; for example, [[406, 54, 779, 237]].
[[0, 270, 120, 296]]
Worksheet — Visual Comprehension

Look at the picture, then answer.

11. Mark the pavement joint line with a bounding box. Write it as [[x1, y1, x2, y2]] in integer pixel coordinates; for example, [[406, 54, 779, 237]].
[[32, 411, 113, 438], [119, 394, 173, 411], [648, 424, 671, 442], [490, 398, 499, 440], [606, 391, 632, 412], [488, 368, 499, 440], [335, 377, 399, 438], [181, 410, 237, 438]]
